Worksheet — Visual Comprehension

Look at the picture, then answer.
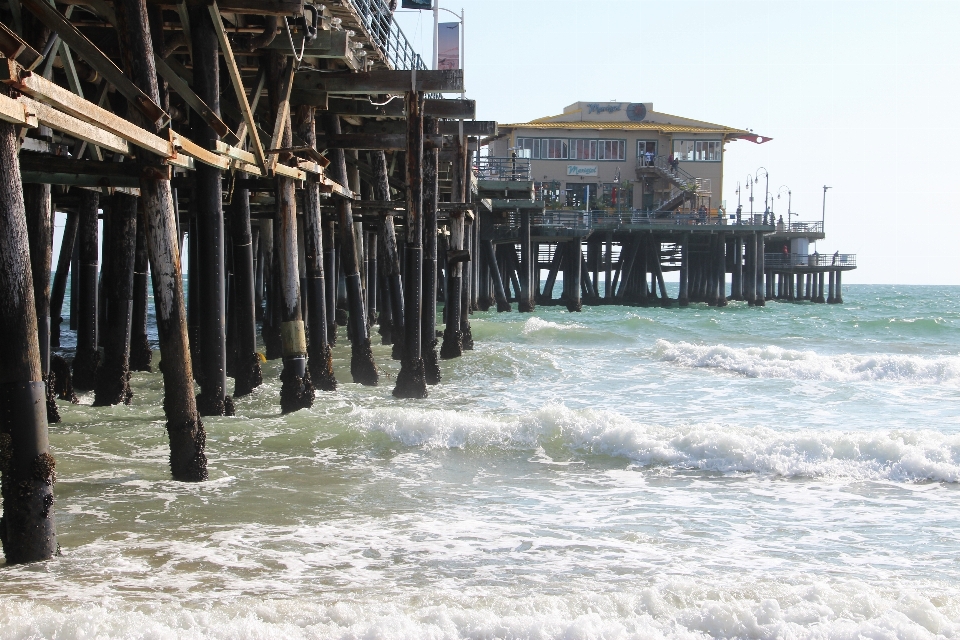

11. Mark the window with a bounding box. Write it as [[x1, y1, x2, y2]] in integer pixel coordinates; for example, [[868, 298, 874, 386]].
[[541, 139, 568, 159], [696, 140, 722, 161], [569, 139, 597, 160], [673, 140, 695, 161], [673, 140, 722, 161], [598, 139, 625, 161], [515, 137, 535, 159], [637, 140, 657, 157]]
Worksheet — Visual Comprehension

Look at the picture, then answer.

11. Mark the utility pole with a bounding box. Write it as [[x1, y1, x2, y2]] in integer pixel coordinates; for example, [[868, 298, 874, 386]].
[[822, 185, 832, 232]]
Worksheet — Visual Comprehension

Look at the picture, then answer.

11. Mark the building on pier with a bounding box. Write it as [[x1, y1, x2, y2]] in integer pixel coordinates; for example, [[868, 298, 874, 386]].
[[490, 101, 770, 215]]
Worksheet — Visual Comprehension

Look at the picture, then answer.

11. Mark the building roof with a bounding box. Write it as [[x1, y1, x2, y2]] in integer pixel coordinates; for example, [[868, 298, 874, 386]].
[[503, 103, 770, 144]]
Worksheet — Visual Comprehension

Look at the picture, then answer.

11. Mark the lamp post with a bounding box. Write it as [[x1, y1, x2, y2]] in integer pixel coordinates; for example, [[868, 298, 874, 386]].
[[746, 174, 755, 219], [432, 2, 465, 72], [755, 167, 769, 225], [822, 185, 832, 233], [777, 185, 791, 230]]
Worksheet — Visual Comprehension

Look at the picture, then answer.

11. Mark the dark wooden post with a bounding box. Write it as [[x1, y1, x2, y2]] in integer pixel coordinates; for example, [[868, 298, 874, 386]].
[[566, 240, 582, 312], [678, 232, 690, 306], [542, 242, 563, 303], [230, 175, 263, 396], [296, 105, 335, 391], [372, 150, 404, 360], [189, 1, 231, 416], [322, 218, 337, 344], [421, 117, 440, 382], [827, 270, 836, 303], [0, 98, 57, 563], [323, 114, 378, 386], [394, 91, 427, 398], [94, 192, 137, 406], [732, 236, 743, 300], [130, 204, 152, 372], [24, 183, 58, 422], [50, 211, 77, 349], [604, 231, 613, 300], [518, 210, 534, 311], [717, 232, 728, 307], [744, 233, 756, 305], [461, 215, 474, 350], [72, 190, 100, 390], [114, 0, 207, 481], [755, 232, 766, 306], [441, 128, 468, 358]]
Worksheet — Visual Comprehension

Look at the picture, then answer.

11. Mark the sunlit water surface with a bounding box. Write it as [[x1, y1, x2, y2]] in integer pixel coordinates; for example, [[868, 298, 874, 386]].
[[2, 284, 960, 639]]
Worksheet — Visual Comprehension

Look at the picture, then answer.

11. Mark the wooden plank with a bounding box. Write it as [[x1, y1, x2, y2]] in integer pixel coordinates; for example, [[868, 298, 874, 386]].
[[154, 54, 230, 139], [21, 171, 141, 188], [20, 0, 166, 124], [0, 22, 41, 70], [264, 29, 348, 57], [424, 98, 475, 119], [170, 131, 232, 170], [18, 154, 167, 179], [272, 162, 305, 181], [18, 95, 130, 155], [216, 140, 257, 165], [313, 69, 464, 94], [0, 91, 37, 127], [438, 120, 497, 136], [0, 58, 171, 157], [208, 0, 265, 168], [324, 96, 403, 118], [316, 133, 407, 151]]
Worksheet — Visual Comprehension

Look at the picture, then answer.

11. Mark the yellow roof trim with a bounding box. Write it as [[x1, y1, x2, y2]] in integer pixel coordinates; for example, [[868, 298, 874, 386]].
[[500, 120, 756, 136]]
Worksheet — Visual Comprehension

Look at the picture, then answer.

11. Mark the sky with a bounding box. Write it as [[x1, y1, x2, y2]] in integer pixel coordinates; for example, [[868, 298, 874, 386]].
[[395, 0, 960, 285]]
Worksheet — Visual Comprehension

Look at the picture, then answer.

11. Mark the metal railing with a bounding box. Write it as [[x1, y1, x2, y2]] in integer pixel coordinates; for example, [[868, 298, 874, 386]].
[[344, 0, 428, 71], [764, 253, 857, 268], [637, 154, 702, 192], [504, 209, 775, 230], [772, 220, 824, 234], [477, 157, 531, 181]]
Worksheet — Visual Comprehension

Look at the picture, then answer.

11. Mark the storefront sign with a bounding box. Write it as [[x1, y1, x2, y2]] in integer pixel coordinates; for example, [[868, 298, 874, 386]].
[[567, 165, 598, 176], [586, 103, 622, 115]]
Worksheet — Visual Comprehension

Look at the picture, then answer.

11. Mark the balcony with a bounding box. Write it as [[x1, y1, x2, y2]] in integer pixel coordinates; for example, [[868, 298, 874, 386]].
[[764, 253, 857, 269]]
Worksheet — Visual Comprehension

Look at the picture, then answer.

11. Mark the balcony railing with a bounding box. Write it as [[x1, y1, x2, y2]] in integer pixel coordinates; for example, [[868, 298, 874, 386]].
[[764, 253, 857, 268], [772, 220, 824, 234], [477, 157, 531, 181], [344, 0, 428, 71]]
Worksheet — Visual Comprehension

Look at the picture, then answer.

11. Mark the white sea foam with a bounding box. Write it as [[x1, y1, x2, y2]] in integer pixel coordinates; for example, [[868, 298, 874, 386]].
[[521, 317, 587, 335], [2, 577, 957, 639], [654, 339, 960, 383], [356, 405, 960, 482]]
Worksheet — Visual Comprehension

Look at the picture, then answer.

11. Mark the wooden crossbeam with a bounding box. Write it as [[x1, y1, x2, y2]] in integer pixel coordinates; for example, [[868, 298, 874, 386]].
[[154, 54, 231, 139], [156, 0, 305, 16], [170, 131, 232, 170], [316, 133, 407, 151], [360, 119, 497, 137], [208, 0, 266, 169], [0, 22, 42, 69], [21, 0, 167, 124], [264, 29, 348, 58], [312, 69, 464, 94], [235, 66, 265, 148], [0, 58, 170, 157], [18, 153, 169, 179], [15, 94, 131, 155], [424, 98, 476, 119]]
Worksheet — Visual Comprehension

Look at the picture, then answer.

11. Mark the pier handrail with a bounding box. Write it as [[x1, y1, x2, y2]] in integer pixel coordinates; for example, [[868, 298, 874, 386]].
[[503, 209, 775, 231], [344, 0, 428, 71], [773, 220, 824, 234], [477, 156, 532, 181], [764, 252, 857, 268]]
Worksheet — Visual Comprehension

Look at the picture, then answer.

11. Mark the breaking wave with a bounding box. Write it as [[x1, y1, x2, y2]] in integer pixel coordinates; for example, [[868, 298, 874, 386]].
[[355, 405, 960, 483], [653, 339, 960, 383]]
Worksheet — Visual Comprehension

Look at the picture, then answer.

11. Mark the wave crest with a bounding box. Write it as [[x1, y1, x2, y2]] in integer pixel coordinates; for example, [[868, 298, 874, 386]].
[[653, 339, 960, 383], [355, 405, 960, 482]]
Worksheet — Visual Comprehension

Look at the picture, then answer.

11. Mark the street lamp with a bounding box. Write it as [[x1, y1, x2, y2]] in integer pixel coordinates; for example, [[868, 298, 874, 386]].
[[755, 167, 769, 225], [777, 185, 792, 230], [431, 2, 465, 72], [746, 174, 755, 219], [822, 185, 832, 233]]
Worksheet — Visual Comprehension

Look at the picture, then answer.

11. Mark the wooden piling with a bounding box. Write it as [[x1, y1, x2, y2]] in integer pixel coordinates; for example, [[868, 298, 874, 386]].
[[114, 0, 207, 481], [130, 205, 152, 372], [50, 211, 77, 349], [0, 107, 57, 562], [421, 117, 441, 382], [296, 106, 335, 392], [678, 232, 690, 306], [441, 128, 468, 358], [72, 190, 100, 391], [717, 232, 728, 307], [190, 2, 231, 416], [94, 192, 137, 406], [566, 240, 582, 312], [394, 91, 427, 398], [229, 174, 264, 396], [755, 232, 766, 306], [24, 183, 58, 421], [518, 210, 534, 312], [372, 151, 404, 360], [835, 270, 843, 304], [461, 215, 474, 350], [827, 270, 837, 304]]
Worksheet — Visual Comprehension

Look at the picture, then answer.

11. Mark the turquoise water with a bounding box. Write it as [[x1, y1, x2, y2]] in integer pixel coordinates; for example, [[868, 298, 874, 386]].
[[2, 285, 959, 638]]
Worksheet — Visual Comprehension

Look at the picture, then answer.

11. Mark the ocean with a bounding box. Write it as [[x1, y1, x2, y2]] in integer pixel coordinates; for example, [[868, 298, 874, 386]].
[[2, 284, 959, 639]]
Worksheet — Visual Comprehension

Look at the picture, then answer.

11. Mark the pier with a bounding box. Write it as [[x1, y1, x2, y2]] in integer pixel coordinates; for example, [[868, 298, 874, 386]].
[[0, 0, 854, 564]]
